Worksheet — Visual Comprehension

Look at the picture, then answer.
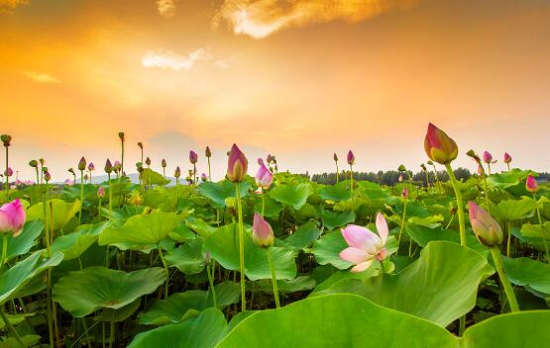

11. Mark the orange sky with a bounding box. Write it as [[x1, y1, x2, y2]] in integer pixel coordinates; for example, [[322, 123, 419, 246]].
[[1, 0, 550, 181]]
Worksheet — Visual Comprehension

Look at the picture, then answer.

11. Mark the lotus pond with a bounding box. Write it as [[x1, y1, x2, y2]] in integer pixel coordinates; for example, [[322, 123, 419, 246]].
[[0, 126, 549, 347]]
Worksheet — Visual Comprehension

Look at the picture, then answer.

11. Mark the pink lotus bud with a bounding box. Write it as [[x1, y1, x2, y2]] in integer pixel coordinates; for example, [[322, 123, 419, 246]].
[[161, 159, 167, 168], [227, 144, 248, 183], [257, 158, 264, 165], [114, 161, 121, 172], [84, 173, 89, 181], [205, 146, 211, 158], [88, 162, 95, 171], [174, 166, 181, 178], [189, 150, 198, 164], [526, 174, 539, 193], [468, 201, 503, 247], [5, 167, 13, 177], [347, 150, 355, 165], [44, 171, 51, 182], [78, 157, 87, 171], [201, 173, 207, 182], [334, 153, 338, 162], [402, 188, 408, 199], [503, 153, 512, 164], [105, 159, 113, 174], [97, 186, 105, 199], [482, 151, 493, 164], [423, 123, 458, 165], [255, 163, 273, 189], [252, 213, 274, 248], [0, 199, 26, 237]]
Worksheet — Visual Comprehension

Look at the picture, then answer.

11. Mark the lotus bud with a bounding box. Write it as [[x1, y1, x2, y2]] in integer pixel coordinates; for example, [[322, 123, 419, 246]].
[[255, 163, 273, 189], [252, 213, 275, 248], [145, 157, 151, 166], [334, 153, 338, 162], [105, 159, 113, 174], [84, 173, 88, 181], [44, 171, 51, 182], [88, 162, 95, 171], [42, 166, 48, 173], [420, 163, 427, 171], [427, 160, 434, 165], [227, 144, 248, 182], [29, 160, 38, 168], [257, 158, 264, 165], [347, 150, 355, 165], [423, 123, 458, 165], [1, 134, 12, 147], [398, 164, 406, 172], [68, 168, 75, 175], [114, 161, 121, 172], [174, 166, 181, 178], [504, 152, 512, 164], [137, 142, 143, 150], [468, 201, 503, 247], [0, 199, 26, 237], [402, 188, 408, 199], [526, 174, 539, 193], [161, 159, 167, 168], [78, 157, 86, 171], [205, 146, 211, 158], [204, 251, 211, 265], [189, 150, 198, 164], [5, 167, 13, 177], [97, 186, 105, 199], [39, 158, 45, 166], [482, 151, 493, 164], [201, 173, 207, 182], [118, 132, 125, 142]]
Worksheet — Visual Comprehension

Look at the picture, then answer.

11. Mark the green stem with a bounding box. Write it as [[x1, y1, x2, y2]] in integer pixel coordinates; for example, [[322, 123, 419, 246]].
[[507, 163, 511, 172], [444, 163, 467, 247], [5, 146, 9, 199], [506, 221, 512, 258], [108, 312, 115, 348], [350, 165, 354, 209], [431, 164, 442, 194], [157, 246, 170, 299], [35, 168, 39, 187], [207, 264, 218, 308], [424, 170, 430, 192], [0, 306, 26, 347], [481, 174, 491, 214], [261, 190, 266, 218], [266, 248, 281, 308], [534, 194, 550, 263], [459, 316, 466, 336], [121, 141, 124, 177], [46, 269, 54, 348], [80, 318, 93, 348], [98, 198, 102, 222], [1, 234, 7, 268], [397, 198, 408, 248], [335, 162, 339, 183], [379, 260, 386, 274], [235, 183, 247, 312], [490, 246, 520, 312], [108, 174, 112, 219], [207, 158, 212, 181], [79, 171, 84, 223]]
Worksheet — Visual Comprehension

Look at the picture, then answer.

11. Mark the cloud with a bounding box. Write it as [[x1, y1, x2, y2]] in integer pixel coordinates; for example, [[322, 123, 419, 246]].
[[214, 60, 230, 69], [142, 48, 210, 71], [214, 0, 420, 39], [156, 0, 176, 18], [20, 71, 61, 84], [0, 0, 28, 14]]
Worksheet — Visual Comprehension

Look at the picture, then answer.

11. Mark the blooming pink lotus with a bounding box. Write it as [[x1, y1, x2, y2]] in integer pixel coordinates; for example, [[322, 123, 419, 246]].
[[0, 199, 26, 237], [423, 123, 458, 165], [340, 213, 389, 272], [255, 163, 273, 189]]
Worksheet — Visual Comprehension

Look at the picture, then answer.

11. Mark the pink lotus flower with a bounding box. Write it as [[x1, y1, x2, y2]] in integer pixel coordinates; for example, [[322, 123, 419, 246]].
[[0, 199, 26, 237], [255, 163, 273, 189], [402, 188, 408, 199], [97, 186, 105, 199], [347, 150, 355, 165], [482, 151, 496, 164], [201, 173, 207, 182], [5, 167, 13, 177], [424, 123, 458, 165], [257, 158, 264, 165], [189, 150, 198, 164], [468, 201, 503, 247], [526, 174, 539, 193], [503, 152, 512, 164], [105, 159, 113, 174], [227, 144, 248, 183], [88, 162, 95, 171], [340, 213, 389, 272], [252, 213, 274, 248]]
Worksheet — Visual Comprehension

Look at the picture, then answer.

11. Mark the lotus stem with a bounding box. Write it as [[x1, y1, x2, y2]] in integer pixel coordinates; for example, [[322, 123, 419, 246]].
[[157, 245, 170, 299], [207, 264, 218, 308], [534, 194, 550, 263], [444, 163, 467, 247], [235, 183, 247, 312], [335, 162, 339, 183], [397, 197, 408, 248], [108, 312, 115, 348], [79, 170, 84, 223], [4, 145, 9, 199], [490, 246, 520, 312], [266, 248, 281, 308], [1, 234, 7, 268], [0, 306, 26, 347], [207, 157, 212, 181], [261, 190, 266, 218]]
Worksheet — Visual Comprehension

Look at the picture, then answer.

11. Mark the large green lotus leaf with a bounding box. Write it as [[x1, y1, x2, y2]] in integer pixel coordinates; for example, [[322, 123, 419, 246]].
[[254, 276, 316, 294], [217, 294, 456, 348], [128, 308, 227, 348], [197, 180, 251, 208], [461, 311, 550, 347], [320, 210, 355, 230], [407, 214, 444, 228], [311, 230, 353, 270], [94, 298, 141, 323], [502, 256, 550, 295], [407, 224, 487, 256], [269, 183, 312, 210], [52, 267, 166, 317], [311, 268, 378, 295], [51, 230, 97, 260], [26, 199, 81, 231], [279, 221, 322, 250], [315, 241, 494, 327], [253, 196, 283, 219], [98, 210, 181, 250], [204, 224, 297, 281], [318, 183, 351, 201], [140, 168, 170, 186], [140, 281, 240, 325], [1, 220, 43, 262], [491, 197, 536, 221], [0, 250, 64, 305], [185, 218, 216, 239], [165, 240, 205, 275], [0, 334, 41, 348], [520, 222, 550, 239], [486, 169, 532, 190]]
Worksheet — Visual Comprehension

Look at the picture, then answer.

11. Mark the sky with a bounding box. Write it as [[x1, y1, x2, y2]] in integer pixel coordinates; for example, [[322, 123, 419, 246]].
[[1, 0, 550, 181]]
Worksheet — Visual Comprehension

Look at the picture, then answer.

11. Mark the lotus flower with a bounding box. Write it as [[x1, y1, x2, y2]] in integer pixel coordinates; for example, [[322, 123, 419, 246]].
[[78, 157, 86, 171], [88, 162, 95, 171], [503, 152, 512, 164], [205, 146, 211, 158], [44, 171, 51, 182], [0, 199, 26, 237], [468, 201, 503, 247], [189, 150, 198, 164], [97, 186, 105, 198], [29, 160, 38, 168], [105, 159, 113, 174], [5, 167, 13, 177], [174, 166, 181, 178], [482, 151, 496, 164], [252, 213, 274, 248], [227, 144, 248, 182], [334, 153, 338, 162], [255, 163, 273, 189], [526, 174, 538, 193], [201, 173, 207, 182], [402, 188, 408, 199], [339, 213, 389, 272], [424, 123, 458, 165], [161, 159, 167, 168], [347, 150, 355, 165]]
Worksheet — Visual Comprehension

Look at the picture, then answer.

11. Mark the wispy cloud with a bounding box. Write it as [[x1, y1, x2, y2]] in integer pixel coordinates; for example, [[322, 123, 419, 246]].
[[214, 0, 421, 39], [156, 0, 176, 18], [20, 71, 61, 84], [0, 0, 28, 14], [142, 48, 210, 71], [214, 60, 230, 69]]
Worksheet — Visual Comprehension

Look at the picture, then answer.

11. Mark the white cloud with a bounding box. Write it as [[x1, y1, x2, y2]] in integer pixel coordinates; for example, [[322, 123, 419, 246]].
[[20, 71, 61, 84], [156, 0, 176, 18], [142, 48, 210, 71], [214, 60, 230, 69]]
